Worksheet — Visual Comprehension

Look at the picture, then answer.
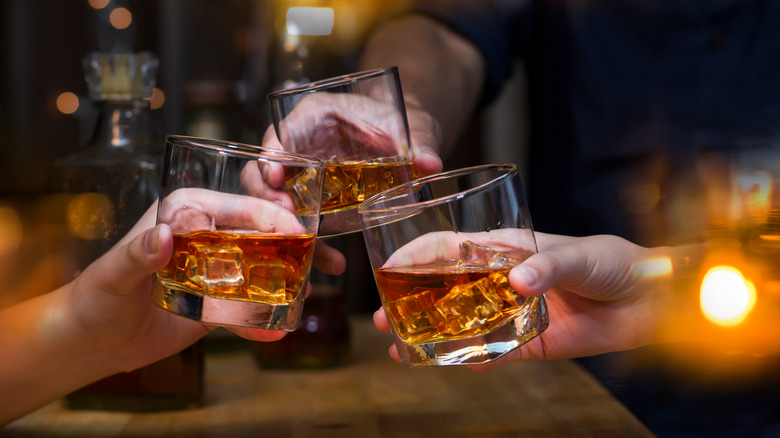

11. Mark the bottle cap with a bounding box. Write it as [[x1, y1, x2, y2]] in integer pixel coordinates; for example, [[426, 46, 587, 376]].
[[83, 52, 158, 101]]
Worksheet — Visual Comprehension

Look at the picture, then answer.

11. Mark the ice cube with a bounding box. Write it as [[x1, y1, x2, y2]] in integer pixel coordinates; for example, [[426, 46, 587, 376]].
[[322, 165, 351, 204], [245, 257, 292, 304], [187, 241, 245, 291], [457, 240, 523, 270], [385, 288, 440, 343], [488, 271, 518, 304], [434, 277, 504, 335], [285, 166, 322, 213]]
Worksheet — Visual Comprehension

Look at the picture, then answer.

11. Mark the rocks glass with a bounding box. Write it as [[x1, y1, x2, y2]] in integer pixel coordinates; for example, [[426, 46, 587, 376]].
[[359, 164, 549, 367], [267, 66, 418, 236], [153, 135, 325, 331]]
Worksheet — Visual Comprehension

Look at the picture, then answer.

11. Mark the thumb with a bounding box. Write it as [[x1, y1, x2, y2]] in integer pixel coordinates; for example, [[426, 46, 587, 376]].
[[508, 241, 596, 298], [84, 224, 174, 296], [413, 142, 444, 177], [509, 235, 641, 302]]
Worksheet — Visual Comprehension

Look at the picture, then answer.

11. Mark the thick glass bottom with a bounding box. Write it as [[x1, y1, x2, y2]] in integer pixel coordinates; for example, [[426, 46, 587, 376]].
[[395, 295, 549, 367], [154, 279, 304, 331]]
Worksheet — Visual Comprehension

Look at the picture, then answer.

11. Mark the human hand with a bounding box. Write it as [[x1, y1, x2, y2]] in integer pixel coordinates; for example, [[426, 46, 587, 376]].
[[262, 91, 443, 177], [70, 201, 306, 374], [158, 185, 346, 276], [86, 192, 346, 373], [373, 232, 671, 369]]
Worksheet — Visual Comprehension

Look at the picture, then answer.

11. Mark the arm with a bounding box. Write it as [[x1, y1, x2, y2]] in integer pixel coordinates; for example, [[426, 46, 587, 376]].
[[0, 201, 346, 425], [0, 223, 194, 425], [359, 14, 486, 173]]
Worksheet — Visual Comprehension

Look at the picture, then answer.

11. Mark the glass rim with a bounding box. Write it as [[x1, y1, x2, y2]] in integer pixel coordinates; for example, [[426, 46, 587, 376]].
[[358, 163, 519, 215], [266, 66, 398, 101], [166, 135, 325, 167]]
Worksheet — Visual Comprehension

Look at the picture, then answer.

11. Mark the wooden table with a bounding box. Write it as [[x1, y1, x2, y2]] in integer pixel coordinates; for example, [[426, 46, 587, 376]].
[[3, 318, 653, 437]]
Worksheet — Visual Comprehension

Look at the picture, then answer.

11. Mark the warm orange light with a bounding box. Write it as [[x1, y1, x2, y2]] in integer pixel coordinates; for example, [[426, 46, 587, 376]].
[[66, 193, 115, 240], [56, 92, 80, 115], [738, 170, 773, 222], [88, 0, 110, 9], [0, 205, 23, 256], [147, 87, 165, 110], [700, 265, 757, 327], [109, 7, 132, 30], [632, 256, 672, 278]]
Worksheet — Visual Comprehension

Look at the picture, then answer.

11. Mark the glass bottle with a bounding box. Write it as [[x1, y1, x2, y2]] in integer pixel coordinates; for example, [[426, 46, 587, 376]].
[[252, 266, 351, 369], [250, 3, 351, 369], [54, 51, 204, 411]]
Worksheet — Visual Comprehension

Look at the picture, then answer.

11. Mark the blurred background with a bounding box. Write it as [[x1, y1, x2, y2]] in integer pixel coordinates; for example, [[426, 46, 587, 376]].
[[6, 1, 780, 434], [0, 0, 527, 312]]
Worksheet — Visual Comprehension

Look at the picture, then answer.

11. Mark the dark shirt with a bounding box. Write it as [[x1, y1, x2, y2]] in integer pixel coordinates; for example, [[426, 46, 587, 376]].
[[419, 0, 780, 247], [417, 1, 780, 437]]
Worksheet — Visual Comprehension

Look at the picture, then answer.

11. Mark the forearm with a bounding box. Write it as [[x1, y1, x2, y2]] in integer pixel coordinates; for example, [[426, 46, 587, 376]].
[[359, 14, 485, 156], [0, 285, 116, 425]]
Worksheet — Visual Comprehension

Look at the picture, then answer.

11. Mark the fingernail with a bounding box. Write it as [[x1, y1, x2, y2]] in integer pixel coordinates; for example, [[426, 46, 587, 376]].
[[514, 265, 538, 287], [145, 226, 160, 253]]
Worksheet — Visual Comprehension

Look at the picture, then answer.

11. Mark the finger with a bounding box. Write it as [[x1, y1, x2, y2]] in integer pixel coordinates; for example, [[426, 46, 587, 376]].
[[406, 104, 444, 177], [313, 239, 347, 275], [533, 231, 577, 252], [373, 308, 391, 332], [228, 327, 288, 343], [413, 146, 444, 177], [509, 235, 638, 301], [161, 188, 305, 235], [85, 224, 174, 296], [384, 231, 459, 267], [262, 124, 283, 150], [115, 202, 159, 247], [389, 344, 401, 364], [239, 161, 295, 210]]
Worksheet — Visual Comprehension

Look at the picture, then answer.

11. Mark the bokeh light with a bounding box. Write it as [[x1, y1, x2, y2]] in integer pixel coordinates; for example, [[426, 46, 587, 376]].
[[148, 87, 165, 110], [88, 0, 110, 9], [109, 7, 132, 29], [66, 193, 115, 240], [56, 92, 80, 115], [0, 205, 23, 256], [700, 265, 757, 327]]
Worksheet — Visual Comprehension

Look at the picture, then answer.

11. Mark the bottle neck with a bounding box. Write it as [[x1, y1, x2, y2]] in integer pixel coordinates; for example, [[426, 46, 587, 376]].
[[88, 99, 154, 152]]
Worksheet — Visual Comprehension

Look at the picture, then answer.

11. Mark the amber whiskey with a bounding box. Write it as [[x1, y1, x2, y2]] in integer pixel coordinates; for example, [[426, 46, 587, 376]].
[[320, 161, 418, 213], [374, 261, 531, 345], [157, 230, 316, 304]]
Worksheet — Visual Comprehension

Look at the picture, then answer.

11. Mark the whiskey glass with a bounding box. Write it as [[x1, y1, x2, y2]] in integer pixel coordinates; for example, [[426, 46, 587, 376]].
[[153, 135, 325, 331], [359, 164, 549, 367], [267, 66, 418, 236]]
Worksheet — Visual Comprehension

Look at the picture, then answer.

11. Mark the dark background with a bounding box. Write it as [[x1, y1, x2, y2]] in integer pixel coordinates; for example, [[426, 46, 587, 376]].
[[0, 0, 492, 313]]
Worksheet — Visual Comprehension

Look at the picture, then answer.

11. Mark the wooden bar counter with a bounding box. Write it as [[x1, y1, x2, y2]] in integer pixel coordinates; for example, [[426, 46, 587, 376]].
[[3, 317, 653, 437]]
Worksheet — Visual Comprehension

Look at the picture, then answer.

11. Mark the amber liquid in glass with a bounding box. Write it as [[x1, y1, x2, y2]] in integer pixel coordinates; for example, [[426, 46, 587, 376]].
[[321, 161, 418, 213], [157, 230, 316, 304], [374, 261, 532, 345]]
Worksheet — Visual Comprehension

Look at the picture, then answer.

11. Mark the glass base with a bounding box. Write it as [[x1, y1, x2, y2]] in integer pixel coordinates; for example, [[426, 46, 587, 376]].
[[395, 296, 549, 367], [154, 279, 304, 331]]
